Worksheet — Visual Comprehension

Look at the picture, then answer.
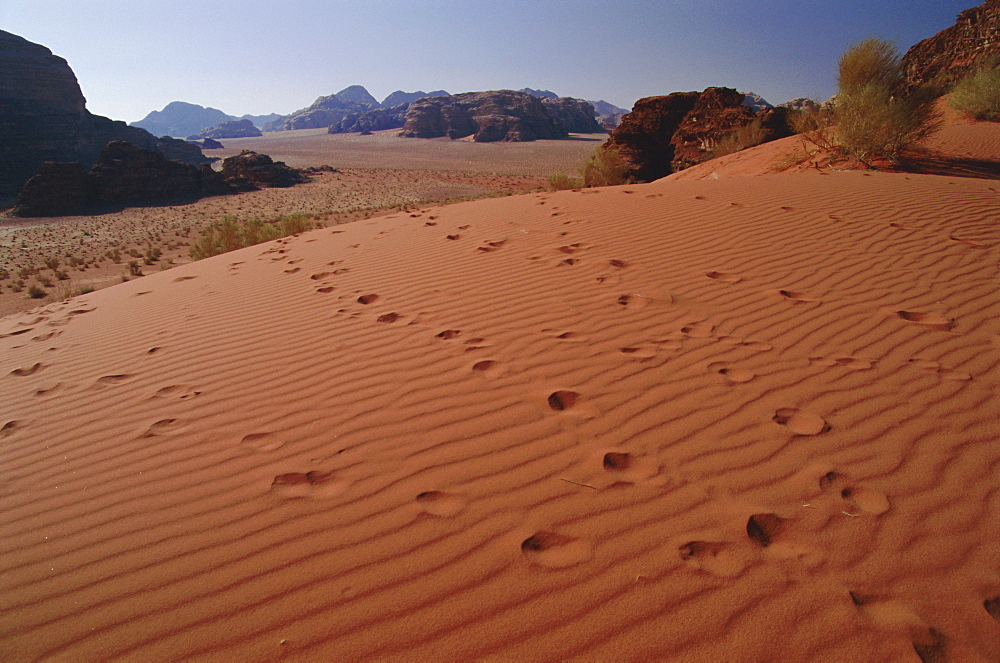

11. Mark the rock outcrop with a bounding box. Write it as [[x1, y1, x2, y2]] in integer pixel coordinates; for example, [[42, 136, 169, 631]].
[[219, 150, 307, 188], [398, 90, 606, 142], [740, 92, 773, 111], [267, 85, 381, 131], [521, 88, 559, 99], [0, 30, 210, 199], [12, 143, 304, 216], [778, 97, 819, 112], [903, 0, 1000, 89], [381, 90, 449, 107], [541, 97, 604, 133], [605, 87, 793, 181], [590, 100, 629, 129], [329, 104, 410, 134], [188, 119, 262, 140], [132, 101, 234, 138]]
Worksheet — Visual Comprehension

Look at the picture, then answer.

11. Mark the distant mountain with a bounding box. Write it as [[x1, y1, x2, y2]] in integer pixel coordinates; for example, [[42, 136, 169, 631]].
[[265, 85, 382, 131], [589, 100, 628, 117], [739, 92, 773, 111], [381, 90, 449, 108], [187, 119, 263, 140], [520, 88, 559, 99], [131, 101, 235, 138], [240, 113, 283, 128]]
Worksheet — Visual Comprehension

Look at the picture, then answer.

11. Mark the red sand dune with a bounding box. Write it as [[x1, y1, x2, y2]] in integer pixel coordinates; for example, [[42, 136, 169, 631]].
[[2, 129, 1000, 659]]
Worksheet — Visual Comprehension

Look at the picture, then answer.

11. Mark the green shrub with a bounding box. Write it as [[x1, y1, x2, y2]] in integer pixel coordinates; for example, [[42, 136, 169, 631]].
[[27, 284, 46, 299], [788, 106, 836, 150], [188, 212, 315, 260], [709, 119, 769, 158], [582, 144, 631, 187], [547, 173, 584, 190], [834, 38, 941, 164], [950, 66, 1000, 121]]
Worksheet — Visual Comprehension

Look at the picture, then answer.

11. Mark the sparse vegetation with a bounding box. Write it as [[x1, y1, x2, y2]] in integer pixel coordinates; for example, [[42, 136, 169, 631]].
[[547, 173, 584, 190], [949, 63, 1000, 121], [788, 105, 836, 150], [582, 144, 631, 187], [27, 284, 47, 299], [189, 212, 316, 260], [709, 120, 769, 158], [833, 38, 941, 164]]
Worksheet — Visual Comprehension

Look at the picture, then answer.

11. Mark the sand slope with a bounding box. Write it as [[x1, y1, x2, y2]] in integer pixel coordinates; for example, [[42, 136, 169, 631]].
[[2, 171, 999, 660]]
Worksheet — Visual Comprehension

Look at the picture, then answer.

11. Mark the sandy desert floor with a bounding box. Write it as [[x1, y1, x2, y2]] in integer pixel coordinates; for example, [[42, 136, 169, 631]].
[[2, 113, 1000, 659], [0, 132, 604, 318]]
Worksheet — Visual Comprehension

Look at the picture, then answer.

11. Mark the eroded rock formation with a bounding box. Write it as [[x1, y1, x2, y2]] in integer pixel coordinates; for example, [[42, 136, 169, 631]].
[[903, 0, 1000, 89], [541, 97, 604, 133], [381, 90, 449, 107], [605, 87, 793, 181], [329, 104, 410, 134], [188, 119, 263, 140], [0, 30, 210, 199], [266, 85, 381, 131], [219, 150, 307, 188]]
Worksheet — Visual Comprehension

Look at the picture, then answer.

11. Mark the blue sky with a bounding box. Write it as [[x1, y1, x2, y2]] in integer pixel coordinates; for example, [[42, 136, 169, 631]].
[[0, 0, 982, 123]]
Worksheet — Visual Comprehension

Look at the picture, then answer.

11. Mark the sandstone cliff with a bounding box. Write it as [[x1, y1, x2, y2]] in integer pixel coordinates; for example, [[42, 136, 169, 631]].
[[605, 87, 793, 181], [0, 30, 209, 199], [903, 0, 1000, 89], [541, 97, 605, 133]]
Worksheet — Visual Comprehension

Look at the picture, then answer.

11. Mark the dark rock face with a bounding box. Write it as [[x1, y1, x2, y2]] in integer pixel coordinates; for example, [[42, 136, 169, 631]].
[[381, 90, 449, 107], [903, 0, 1000, 89], [541, 97, 605, 133], [0, 30, 210, 199], [329, 104, 410, 134], [521, 88, 559, 99], [605, 87, 793, 181], [740, 92, 773, 111], [194, 138, 224, 149], [219, 150, 307, 188], [188, 119, 262, 140], [268, 85, 381, 131], [132, 101, 234, 138], [399, 90, 590, 142], [12, 143, 304, 216]]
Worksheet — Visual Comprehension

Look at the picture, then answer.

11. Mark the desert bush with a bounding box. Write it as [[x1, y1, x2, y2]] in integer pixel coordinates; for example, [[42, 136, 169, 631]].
[[54, 269, 70, 280], [834, 38, 941, 164], [189, 212, 313, 260], [949, 65, 1000, 121], [582, 144, 631, 187], [37, 275, 53, 288], [547, 173, 583, 190], [127, 260, 143, 277], [788, 106, 836, 150], [27, 284, 47, 299], [0, 268, 8, 281], [709, 120, 769, 158], [44, 257, 60, 270]]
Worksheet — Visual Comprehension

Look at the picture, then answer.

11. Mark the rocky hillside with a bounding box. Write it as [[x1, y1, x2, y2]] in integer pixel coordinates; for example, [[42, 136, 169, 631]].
[[903, 0, 1000, 89], [0, 29, 208, 199], [132, 101, 233, 138], [188, 119, 263, 140], [329, 104, 410, 134], [605, 87, 792, 181], [265, 85, 381, 131]]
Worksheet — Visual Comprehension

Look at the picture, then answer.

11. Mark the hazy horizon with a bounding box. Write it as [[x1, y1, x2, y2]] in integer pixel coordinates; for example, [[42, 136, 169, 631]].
[[1, 0, 982, 124]]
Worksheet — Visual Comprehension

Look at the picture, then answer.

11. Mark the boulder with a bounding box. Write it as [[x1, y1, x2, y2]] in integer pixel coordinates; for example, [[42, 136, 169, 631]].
[[0, 30, 210, 199], [605, 87, 794, 181], [903, 0, 1000, 90], [188, 118, 262, 140], [399, 90, 570, 142]]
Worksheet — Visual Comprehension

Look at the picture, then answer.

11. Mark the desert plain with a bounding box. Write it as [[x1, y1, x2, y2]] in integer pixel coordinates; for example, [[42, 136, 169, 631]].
[[0, 104, 999, 660]]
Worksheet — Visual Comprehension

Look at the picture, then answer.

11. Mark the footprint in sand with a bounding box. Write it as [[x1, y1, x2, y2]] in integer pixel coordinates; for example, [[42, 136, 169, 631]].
[[316, 286, 335, 294], [521, 531, 592, 568], [154, 385, 202, 400], [0, 420, 23, 438], [778, 290, 819, 303], [619, 345, 657, 360], [907, 358, 971, 381], [819, 470, 890, 516], [284, 267, 301, 274], [415, 491, 466, 517], [357, 293, 379, 305], [985, 596, 1000, 622], [602, 451, 659, 484], [270, 471, 348, 499], [557, 243, 584, 255], [706, 271, 741, 283], [609, 259, 628, 269], [895, 310, 955, 331], [173, 275, 197, 282], [9, 363, 43, 377], [678, 540, 744, 577], [310, 272, 332, 280], [377, 312, 400, 323], [773, 408, 830, 435], [446, 234, 461, 240], [911, 627, 947, 663], [241, 432, 283, 452], [809, 356, 873, 370], [477, 240, 507, 252], [681, 322, 714, 338], [140, 418, 184, 438], [471, 360, 505, 378], [617, 294, 652, 309], [746, 513, 786, 547], [96, 374, 132, 386], [436, 329, 461, 340], [707, 362, 755, 383], [548, 390, 580, 411]]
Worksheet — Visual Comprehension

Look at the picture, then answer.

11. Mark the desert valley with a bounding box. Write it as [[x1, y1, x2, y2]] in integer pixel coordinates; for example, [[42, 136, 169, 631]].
[[1, 1, 1000, 660]]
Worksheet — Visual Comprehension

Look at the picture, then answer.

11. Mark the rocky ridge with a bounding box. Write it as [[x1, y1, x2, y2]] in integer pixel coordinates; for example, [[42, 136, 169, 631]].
[[265, 85, 381, 131], [903, 0, 1000, 89], [188, 119, 263, 140], [605, 87, 793, 181], [381, 90, 449, 107], [0, 30, 209, 199]]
